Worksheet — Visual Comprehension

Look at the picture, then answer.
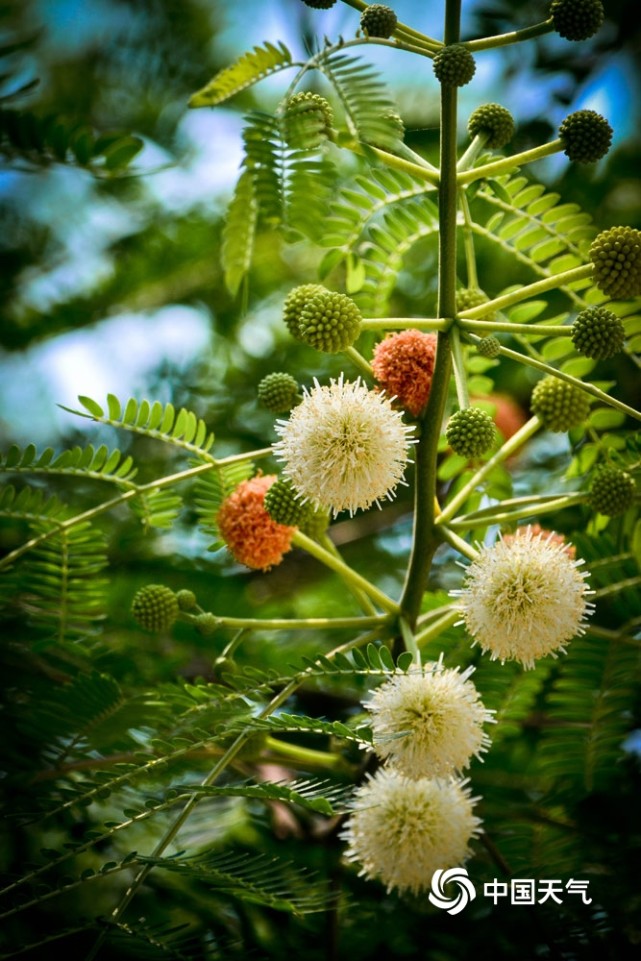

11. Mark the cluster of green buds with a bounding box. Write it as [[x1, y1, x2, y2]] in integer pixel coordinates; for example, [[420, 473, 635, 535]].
[[283, 284, 362, 352]]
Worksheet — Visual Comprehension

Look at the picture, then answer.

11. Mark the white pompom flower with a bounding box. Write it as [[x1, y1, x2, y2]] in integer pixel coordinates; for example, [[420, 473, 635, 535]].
[[273, 375, 415, 517], [341, 768, 481, 896], [364, 661, 494, 777], [451, 527, 595, 669]]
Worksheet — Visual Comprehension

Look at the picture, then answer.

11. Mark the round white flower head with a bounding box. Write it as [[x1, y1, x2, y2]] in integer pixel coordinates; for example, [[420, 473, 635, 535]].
[[451, 527, 594, 669], [273, 375, 415, 516], [341, 768, 481, 895], [364, 660, 494, 777]]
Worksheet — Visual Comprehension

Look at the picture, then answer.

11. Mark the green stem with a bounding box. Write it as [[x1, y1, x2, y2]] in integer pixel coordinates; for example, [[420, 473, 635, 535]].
[[399, 617, 420, 663], [458, 264, 593, 318], [263, 735, 344, 770], [459, 190, 479, 286], [450, 327, 470, 408], [339, 0, 442, 50], [438, 524, 480, 560], [398, 0, 461, 629], [462, 320, 571, 335], [320, 533, 378, 615], [464, 19, 554, 51], [361, 317, 450, 331], [457, 140, 562, 185], [292, 530, 400, 614], [349, 141, 440, 186], [194, 613, 386, 632], [343, 345, 373, 378], [496, 342, 641, 422], [449, 492, 587, 529], [437, 416, 542, 524], [457, 132, 489, 174]]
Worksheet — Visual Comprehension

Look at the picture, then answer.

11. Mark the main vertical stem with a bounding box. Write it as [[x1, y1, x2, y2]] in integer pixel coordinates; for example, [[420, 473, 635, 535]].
[[399, 0, 461, 629]]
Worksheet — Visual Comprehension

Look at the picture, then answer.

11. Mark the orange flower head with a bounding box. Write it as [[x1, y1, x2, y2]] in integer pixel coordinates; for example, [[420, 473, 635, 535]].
[[217, 475, 295, 571], [372, 330, 438, 417], [503, 524, 576, 559]]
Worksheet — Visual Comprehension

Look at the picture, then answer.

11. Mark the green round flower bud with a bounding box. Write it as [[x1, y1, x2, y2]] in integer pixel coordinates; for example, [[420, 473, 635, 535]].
[[446, 407, 496, 458], [558, 110, 612, 163], [258, 372, 301, 413], [264, 477, 309, 527], [456, 287, 496, 323], [530, 376, 590, 431], [176, 589, 197, 611], [589, 465, 635, 516], [571, 306, 625, 359], [477, 335, 501, 358], [298, 290, 362, 353], [467, 103, 515, 149], [132, 585, 179, 632], [283, 283, 327, 340], [433, 44, 476, 87], [361, 4, 398, 38], [590, 226, 641, 299], [301, 1, 336, 8], [195, 612, 218, 635], [300, 505, 330, 539], [283, 92, 333, 150], [550, 0, 604, 41]]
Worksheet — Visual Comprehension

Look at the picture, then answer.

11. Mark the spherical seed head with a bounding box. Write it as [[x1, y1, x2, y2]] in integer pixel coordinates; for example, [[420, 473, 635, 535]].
[[371, 330, 438, 417], [298, 290, 362, 353], [446, 407, 496, 458], [433, 44, 476, 87], [558, 109, 612, 163], [467, 103, 515, 149], [452, 527, 594, 668], [477, 335, 501, 358], [571, 306, 625, 359], [589, 465, 636, 516], [530, 375, 590, 431], [360, 4, 398, 38], [257, 372, 300, 413], [301, 0, 336, 8], [341, 769, 481, 895], [132, 585, 179, 633], [590, 226, 641, 299], [217, 474, 295, 571], [364, 663, 494, 777], [264, 476, 309, 527], [550, 0, 604, 41], [176, 589, 197, 611], [283, 91, 333, 150], [456, 287, 496, 323], [273, 375, 415, 517], [283, 283, 327, 340]]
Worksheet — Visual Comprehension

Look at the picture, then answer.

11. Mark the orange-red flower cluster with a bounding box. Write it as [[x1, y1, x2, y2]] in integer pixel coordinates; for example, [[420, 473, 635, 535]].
[[217, 475, 295, 571], [371, 330, 438, 417]]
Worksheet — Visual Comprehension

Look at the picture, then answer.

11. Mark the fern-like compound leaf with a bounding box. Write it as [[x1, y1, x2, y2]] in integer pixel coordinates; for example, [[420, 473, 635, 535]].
[[189, 41, 293, 108]]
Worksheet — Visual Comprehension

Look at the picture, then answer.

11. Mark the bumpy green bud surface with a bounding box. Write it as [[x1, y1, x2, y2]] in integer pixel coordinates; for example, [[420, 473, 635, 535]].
[[590, 227, 641, 299], [571, 306, 625, 359], [283, 283, 327, 340], [589, 465, 635, 516], [132, 585, 179, 632], [283, 92, 333, 150], [176, 589, 197, 612], [558, 110, 612, 163], [456, 287, 497, 323], [258, 372, 300, 413], [467, 103, 515, 149], [477, 335, 501, 359], [298, 290, 362, 352], [433, 44, 476, 87], [446, 407, 496, 458], [530, 376, 590, 431], [300, 505, 330, 539], [264, 478, 309, 527], [361, 4, 398, 38], [550, 0, 604, 41]]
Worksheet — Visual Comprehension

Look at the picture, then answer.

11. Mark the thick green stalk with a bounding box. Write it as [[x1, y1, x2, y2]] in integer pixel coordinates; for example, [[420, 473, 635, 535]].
[[398, 0, 461, 629]]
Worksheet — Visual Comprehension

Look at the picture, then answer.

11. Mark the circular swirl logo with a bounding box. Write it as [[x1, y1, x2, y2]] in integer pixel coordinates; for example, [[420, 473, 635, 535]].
[[428, 868, 476, 915]]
